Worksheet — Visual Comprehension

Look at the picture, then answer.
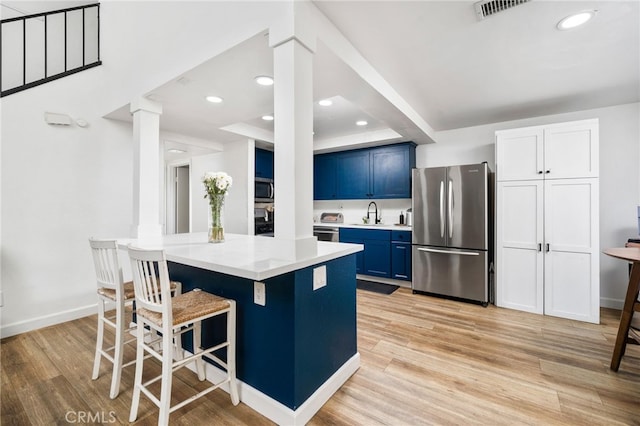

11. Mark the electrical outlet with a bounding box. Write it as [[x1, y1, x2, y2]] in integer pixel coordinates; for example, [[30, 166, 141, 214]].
[[254, 281, 266, 306], [313, 266, 327, 290]]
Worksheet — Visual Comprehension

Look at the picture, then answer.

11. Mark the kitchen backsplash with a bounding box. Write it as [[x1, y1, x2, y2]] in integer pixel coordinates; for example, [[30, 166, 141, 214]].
[[314, 199, 412, 225]]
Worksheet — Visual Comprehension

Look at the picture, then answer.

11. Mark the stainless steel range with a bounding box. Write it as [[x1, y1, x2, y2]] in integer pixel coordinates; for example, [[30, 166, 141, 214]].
[[254, 207, 274, 237], [313, 212, 343, 242]]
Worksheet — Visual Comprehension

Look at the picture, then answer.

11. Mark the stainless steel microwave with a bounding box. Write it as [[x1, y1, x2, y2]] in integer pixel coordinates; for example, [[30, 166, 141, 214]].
[[255, 177, 274, 202]]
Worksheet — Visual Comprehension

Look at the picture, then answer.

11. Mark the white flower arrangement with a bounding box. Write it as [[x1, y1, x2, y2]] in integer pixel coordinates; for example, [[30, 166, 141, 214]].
[[202, 171, 233, 197], [202, 172, 232, 242]]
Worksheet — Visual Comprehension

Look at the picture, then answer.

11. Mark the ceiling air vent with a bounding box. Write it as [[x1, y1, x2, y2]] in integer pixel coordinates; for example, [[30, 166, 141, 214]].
[[474, 0, 530, 20]]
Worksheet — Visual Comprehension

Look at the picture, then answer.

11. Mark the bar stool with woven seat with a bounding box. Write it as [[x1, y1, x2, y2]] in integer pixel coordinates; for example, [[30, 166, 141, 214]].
[[127, 245, 239, 425], [89, 238, 181, 399]]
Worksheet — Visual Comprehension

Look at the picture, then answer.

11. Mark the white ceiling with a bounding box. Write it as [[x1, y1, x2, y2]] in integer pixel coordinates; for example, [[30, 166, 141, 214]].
[[316, 0, 640, 131], [105, 31, 412, 151], [4, 1, 639, 154]]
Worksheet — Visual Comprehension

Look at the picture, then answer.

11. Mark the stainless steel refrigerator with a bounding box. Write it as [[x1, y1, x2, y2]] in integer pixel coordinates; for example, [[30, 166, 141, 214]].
[[412, 163, 491, 305]]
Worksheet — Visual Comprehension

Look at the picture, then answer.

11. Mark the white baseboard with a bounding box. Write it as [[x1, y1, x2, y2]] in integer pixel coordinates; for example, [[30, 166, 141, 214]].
[[1, 304, 98, 339], [186, 351, 360, 425], [600, 297, 624, 310]]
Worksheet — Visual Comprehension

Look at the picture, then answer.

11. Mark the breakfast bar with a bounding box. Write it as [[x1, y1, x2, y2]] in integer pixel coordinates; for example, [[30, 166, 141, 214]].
[[117, 233, 362, 425]]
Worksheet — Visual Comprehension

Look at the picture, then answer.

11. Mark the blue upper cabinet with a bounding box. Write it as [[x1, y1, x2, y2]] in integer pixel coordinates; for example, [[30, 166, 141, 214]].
[[314, 142, 416, 200], [371, 145, 414, 198], [313, 154, 337, 200], [255, 148, 274, 179], [336, 149, 371, 199]]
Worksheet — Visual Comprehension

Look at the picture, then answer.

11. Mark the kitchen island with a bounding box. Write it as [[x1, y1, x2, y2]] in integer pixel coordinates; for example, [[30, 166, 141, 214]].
[[117, 232, 362, 425]]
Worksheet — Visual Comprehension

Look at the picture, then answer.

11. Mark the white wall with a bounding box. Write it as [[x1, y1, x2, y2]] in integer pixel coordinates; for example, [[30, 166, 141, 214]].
[[1, 72, 134, 336], [417, 102, 640, 308], [187, 139, 253, 236], [221, 139, 254, 235], [0, 1, 288, 337], [190, 153, 225, 233]]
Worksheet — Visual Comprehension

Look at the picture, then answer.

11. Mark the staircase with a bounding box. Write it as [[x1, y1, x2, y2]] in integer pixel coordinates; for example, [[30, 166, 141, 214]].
[[0, 3, 101, 97]]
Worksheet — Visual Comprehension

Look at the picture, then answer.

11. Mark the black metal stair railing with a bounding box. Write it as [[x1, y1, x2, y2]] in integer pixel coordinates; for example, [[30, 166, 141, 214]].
[[0, 3, 101, 97]]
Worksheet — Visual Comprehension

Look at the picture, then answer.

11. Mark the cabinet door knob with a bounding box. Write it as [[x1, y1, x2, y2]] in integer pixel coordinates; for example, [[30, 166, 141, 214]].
[[545, 170, 551, 174], [538, 171, 543, 174]]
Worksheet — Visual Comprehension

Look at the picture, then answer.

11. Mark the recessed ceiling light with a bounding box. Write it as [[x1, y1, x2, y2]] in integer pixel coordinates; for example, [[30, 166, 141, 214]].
[[205, 95, 223, 103], [262, 115, 274, 121], [255, 76, 274, 86], [318, 99, 333, 107], [356, 120, 368, 126], [557, 10, 597, 30], [167, 149, 185, 154]]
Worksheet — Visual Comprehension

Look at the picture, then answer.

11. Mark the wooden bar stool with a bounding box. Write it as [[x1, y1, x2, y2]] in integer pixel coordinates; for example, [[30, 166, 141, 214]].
[[89, 238, 181, 399], [127, 246, 239, 425], [603, 246, 640, 371]]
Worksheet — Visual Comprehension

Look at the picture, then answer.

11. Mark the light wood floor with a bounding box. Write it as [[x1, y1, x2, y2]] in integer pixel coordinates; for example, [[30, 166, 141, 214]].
[[2, 288, 640, 425]]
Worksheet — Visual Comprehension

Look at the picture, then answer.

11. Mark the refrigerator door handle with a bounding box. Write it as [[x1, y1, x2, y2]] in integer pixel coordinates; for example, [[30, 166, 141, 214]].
[[439, 180, 445, 238], [417, 247, 480, 256], [448, 179, 453, 239]]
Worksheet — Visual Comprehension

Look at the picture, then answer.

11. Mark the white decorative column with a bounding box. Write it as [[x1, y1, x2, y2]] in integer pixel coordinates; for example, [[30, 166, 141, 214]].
[[130, 98, 163, 240], [270, 1, 317, 258]]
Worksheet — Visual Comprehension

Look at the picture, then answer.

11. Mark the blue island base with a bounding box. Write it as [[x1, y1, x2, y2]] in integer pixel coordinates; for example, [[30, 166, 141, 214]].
[[167, 253, 359, 424]]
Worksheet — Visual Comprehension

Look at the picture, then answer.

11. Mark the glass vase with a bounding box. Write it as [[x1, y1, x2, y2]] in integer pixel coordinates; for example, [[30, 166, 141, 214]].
[[208, 193, 225, 243]]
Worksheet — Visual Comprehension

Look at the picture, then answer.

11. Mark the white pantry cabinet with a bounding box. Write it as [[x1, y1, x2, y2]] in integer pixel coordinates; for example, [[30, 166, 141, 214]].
[[495, 119, 599, 181], [495, 119, 600, 324], [496, 180, 544, 314]]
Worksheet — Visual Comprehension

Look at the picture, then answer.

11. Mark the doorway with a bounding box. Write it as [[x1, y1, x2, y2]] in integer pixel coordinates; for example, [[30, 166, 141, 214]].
[[167, 163, 190, 235], [175, 165, 190, 233]]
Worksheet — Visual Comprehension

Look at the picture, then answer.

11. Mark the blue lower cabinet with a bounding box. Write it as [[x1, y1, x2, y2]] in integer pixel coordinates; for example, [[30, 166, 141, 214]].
[[364, 239, 391, 277], [391, 230, 412, 281], [391, 243, 411, 280], [340, 228, 392, 278], [339, 228, 364, 273]]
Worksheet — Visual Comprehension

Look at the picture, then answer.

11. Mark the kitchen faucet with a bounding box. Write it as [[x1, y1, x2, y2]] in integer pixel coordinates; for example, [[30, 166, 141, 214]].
[[367, 201, 380, 224]]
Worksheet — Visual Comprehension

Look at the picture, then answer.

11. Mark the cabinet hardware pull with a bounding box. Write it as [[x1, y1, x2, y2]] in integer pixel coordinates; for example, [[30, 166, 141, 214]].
[[546, 243, 550, 252], [538, 170, 543, 174], [538, 243, 542, 252], [545, 170, 551, 174]]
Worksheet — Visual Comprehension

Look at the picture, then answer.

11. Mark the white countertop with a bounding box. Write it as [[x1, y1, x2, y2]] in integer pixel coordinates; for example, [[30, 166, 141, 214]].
[[117, 232, 363, 281], [313, 223, 412, 231]]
